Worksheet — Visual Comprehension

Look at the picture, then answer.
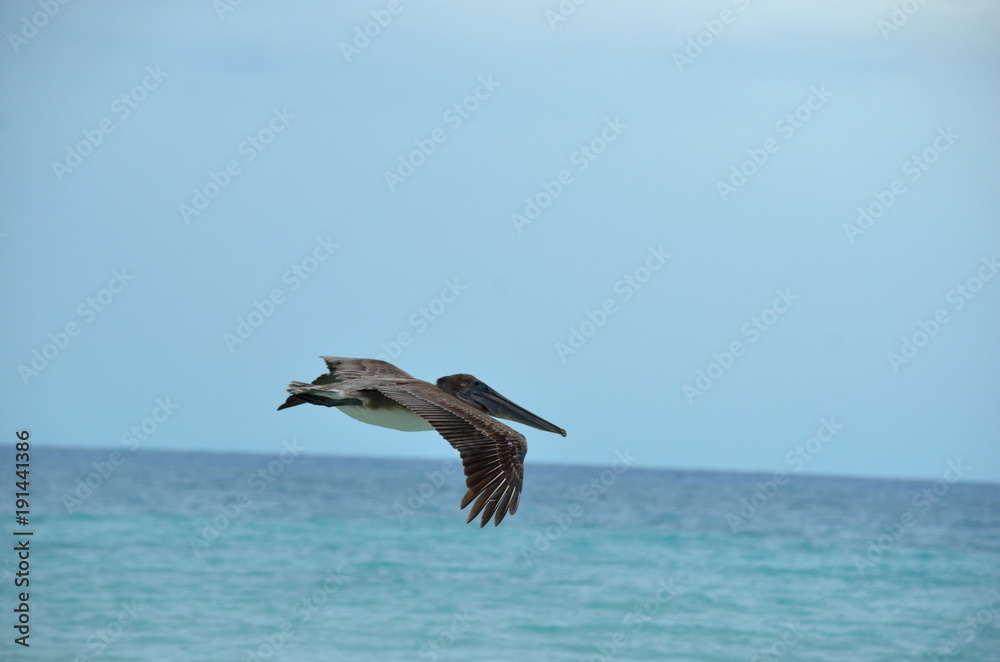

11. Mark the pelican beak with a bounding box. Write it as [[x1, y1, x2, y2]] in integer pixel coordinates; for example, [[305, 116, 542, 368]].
[[464, 385, 567, 437]]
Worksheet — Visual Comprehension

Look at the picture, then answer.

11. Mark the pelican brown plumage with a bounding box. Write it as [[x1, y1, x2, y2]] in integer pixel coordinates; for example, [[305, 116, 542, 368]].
[[277, 356, 566, 526]]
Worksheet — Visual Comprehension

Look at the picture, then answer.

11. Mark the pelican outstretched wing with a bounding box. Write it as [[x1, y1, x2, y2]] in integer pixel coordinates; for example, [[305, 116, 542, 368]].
[[376, 382, 527, 527]]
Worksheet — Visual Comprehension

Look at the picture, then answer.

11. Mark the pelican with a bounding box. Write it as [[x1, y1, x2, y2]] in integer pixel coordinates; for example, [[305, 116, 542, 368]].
[[277, 356, 566, 526]]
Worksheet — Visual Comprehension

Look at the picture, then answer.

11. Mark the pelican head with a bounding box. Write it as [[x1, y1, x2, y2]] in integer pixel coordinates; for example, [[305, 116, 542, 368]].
[[436, 373, 567, 437]]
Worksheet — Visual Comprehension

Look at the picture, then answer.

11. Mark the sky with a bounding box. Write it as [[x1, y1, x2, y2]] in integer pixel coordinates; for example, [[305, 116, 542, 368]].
[[1, 0, 998, 483]]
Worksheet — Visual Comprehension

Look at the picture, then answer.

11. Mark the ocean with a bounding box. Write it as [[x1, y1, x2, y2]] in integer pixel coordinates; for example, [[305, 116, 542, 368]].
[[2, 445, 998, 661]]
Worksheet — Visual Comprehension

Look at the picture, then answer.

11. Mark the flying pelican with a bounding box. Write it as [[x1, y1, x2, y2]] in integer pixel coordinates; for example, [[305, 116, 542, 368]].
[[277, 356, 566, 526]]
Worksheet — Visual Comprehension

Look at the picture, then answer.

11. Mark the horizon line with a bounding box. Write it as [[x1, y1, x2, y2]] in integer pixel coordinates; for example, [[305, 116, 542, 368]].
[[7, 442, 998, 489]]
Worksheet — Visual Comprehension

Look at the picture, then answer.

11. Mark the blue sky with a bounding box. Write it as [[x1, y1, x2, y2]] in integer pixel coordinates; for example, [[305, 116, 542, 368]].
[[2, 1, 998, 482]]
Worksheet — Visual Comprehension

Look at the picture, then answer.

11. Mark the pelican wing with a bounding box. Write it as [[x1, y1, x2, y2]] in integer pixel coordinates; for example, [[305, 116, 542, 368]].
[[376, 383, 527, 527], [278, 357, 416, 410], [320, 356, 417, 381]]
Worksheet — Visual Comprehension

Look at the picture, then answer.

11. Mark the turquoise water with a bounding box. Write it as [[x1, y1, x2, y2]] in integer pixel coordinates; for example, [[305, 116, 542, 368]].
[[3, 446, 999, 661]]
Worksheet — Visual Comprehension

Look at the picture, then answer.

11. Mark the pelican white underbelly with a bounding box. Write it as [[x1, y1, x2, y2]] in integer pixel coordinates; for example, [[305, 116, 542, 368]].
[[339, 403, 434, 432]]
